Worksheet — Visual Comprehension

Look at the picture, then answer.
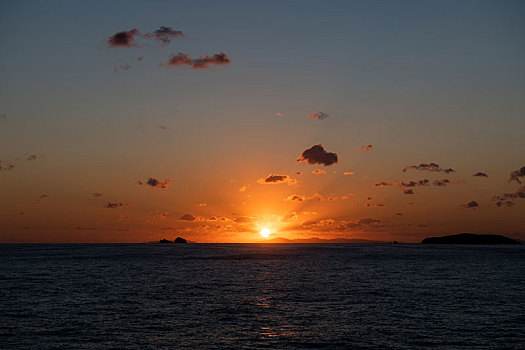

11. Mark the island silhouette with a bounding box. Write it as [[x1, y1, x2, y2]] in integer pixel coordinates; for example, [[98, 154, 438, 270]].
[[421, 233, 520, 244]]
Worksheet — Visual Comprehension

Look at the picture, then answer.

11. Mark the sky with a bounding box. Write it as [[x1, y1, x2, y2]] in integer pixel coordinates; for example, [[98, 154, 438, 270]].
[[1, 0, 524, 243]]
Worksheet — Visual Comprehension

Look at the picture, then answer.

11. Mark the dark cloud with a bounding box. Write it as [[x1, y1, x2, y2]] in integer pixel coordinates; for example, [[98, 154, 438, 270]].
[[179, 214, 196, 221], [107, 26, 184, 49], [297, 144, 338, 166], [142, 177, 171, 189], [104, 202, 123, 209], [509, 166, 525, 184], [166, 52, 231, 70], [39, 194, 49, 199], [26, 154, 40, 161], [146, 26, 185, 45], [360, 145, 373, 152], [308, 112, 329, 120], [258, 174, 297, 185], [395, 213, 403, 216], [433, 179, 465, 187], [473, 172, 488, 177], [107, 29, 140, 48], [157, 124, 168, 130], [403, 163, 454, 174], [493, 186, 525, 207], [463, 200, 479, 209], [373, 179, 429, 194], [92, 193, 103, 198]]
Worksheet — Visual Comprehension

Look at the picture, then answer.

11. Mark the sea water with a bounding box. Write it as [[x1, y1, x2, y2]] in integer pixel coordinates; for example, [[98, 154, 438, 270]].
[[1, 243, 524, 349]]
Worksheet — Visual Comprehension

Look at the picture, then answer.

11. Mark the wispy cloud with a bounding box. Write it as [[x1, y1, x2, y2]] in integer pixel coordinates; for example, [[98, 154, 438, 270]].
[[104, 202, 127, 209], [360, 145, 373, 152], [493, 186, 525, 207], [144, 26, 185, 45], [403, 162, 454, 174], [138, 177, 171, 190], [312, 169, 326, 175], [258, 174, 297, 185], [106, 26, 185, 48], [0, 161, 15, 171], [297, 144, 338, 166], [473, 172, 488, 177], [509, 166, 525, 184], [166, 52, 231, 70], [308, 112, 329, 120], [179, 214, 196, 221], [462, 200, 479, 209]]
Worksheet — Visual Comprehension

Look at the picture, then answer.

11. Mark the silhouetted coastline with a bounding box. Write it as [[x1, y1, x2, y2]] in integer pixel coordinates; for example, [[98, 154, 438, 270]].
[[422, 233, 520, 244]]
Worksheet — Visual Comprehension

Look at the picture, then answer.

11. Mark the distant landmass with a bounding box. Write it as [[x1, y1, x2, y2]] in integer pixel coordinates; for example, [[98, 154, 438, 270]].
[[260, 237, 387, 244], [422, 233, 520, 245], [158, 237, 188, 244]]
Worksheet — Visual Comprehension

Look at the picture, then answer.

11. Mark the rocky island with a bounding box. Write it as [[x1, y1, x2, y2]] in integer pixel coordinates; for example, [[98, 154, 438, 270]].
[[422, 233, 520, 245]]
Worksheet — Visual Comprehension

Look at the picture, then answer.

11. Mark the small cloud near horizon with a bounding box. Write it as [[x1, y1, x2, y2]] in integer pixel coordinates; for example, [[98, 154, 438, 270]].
[[360, 145, 373, 152]]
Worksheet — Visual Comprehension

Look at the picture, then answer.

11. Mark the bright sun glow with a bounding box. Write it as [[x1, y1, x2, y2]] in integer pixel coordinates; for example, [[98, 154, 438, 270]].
[[260, 228, 271, 238]]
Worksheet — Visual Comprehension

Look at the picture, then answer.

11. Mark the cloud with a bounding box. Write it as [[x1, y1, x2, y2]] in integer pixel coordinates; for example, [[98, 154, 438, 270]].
[[433, 179, 465, 187], [284, 193, 325, 202], [284, 194, 305, 202], [145, 26, 185, 45], [157, 124, 168, 130], [312, 169, 326, 175], [308, 112, 329, 120], [258, 174, 297, 185], [179, 214, 196, 221], [462, 200, 479, 209], [373, 179, 430, 194], [360, 145, 373, 152], [343, 171, 354, 176], [493, 186, 525, 207], [39, 194, 49, 199], [297, 144, 338, 166], [473, 172, 488, 177], [106, 29, 140, 48], [143, 177, 171, 189], [275, 112, 283, 117], [26, 154, 40, 161], [166, 52, 231, 70], [0, 161, 15, 171], [104, 202, 124, 209], [92, 193, 103, 198], [106, 26, 184, 48], [403, 163, 455, 174], [509, 166, 525, 184], [197, 203, 207, 207], [114, 64, 132, 72], [234, 216, 254, 223], [346, 218, 384, 229], [238, 185, 248, 192]]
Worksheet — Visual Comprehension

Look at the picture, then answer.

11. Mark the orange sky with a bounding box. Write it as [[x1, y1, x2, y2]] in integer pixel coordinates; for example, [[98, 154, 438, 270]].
[[1, 1, 524, 243]]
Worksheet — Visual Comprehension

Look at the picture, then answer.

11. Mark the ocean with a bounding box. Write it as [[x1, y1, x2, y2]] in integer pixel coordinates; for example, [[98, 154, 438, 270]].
[[1, 243, 524, 349]]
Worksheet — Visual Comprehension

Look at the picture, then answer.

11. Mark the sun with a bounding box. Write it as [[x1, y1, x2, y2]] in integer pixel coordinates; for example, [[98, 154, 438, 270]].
[[260, 228, 271, 238]]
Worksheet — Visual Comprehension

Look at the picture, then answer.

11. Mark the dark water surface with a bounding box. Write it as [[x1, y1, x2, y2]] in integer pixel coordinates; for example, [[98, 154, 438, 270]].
[[1, 244, 524, 349]]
